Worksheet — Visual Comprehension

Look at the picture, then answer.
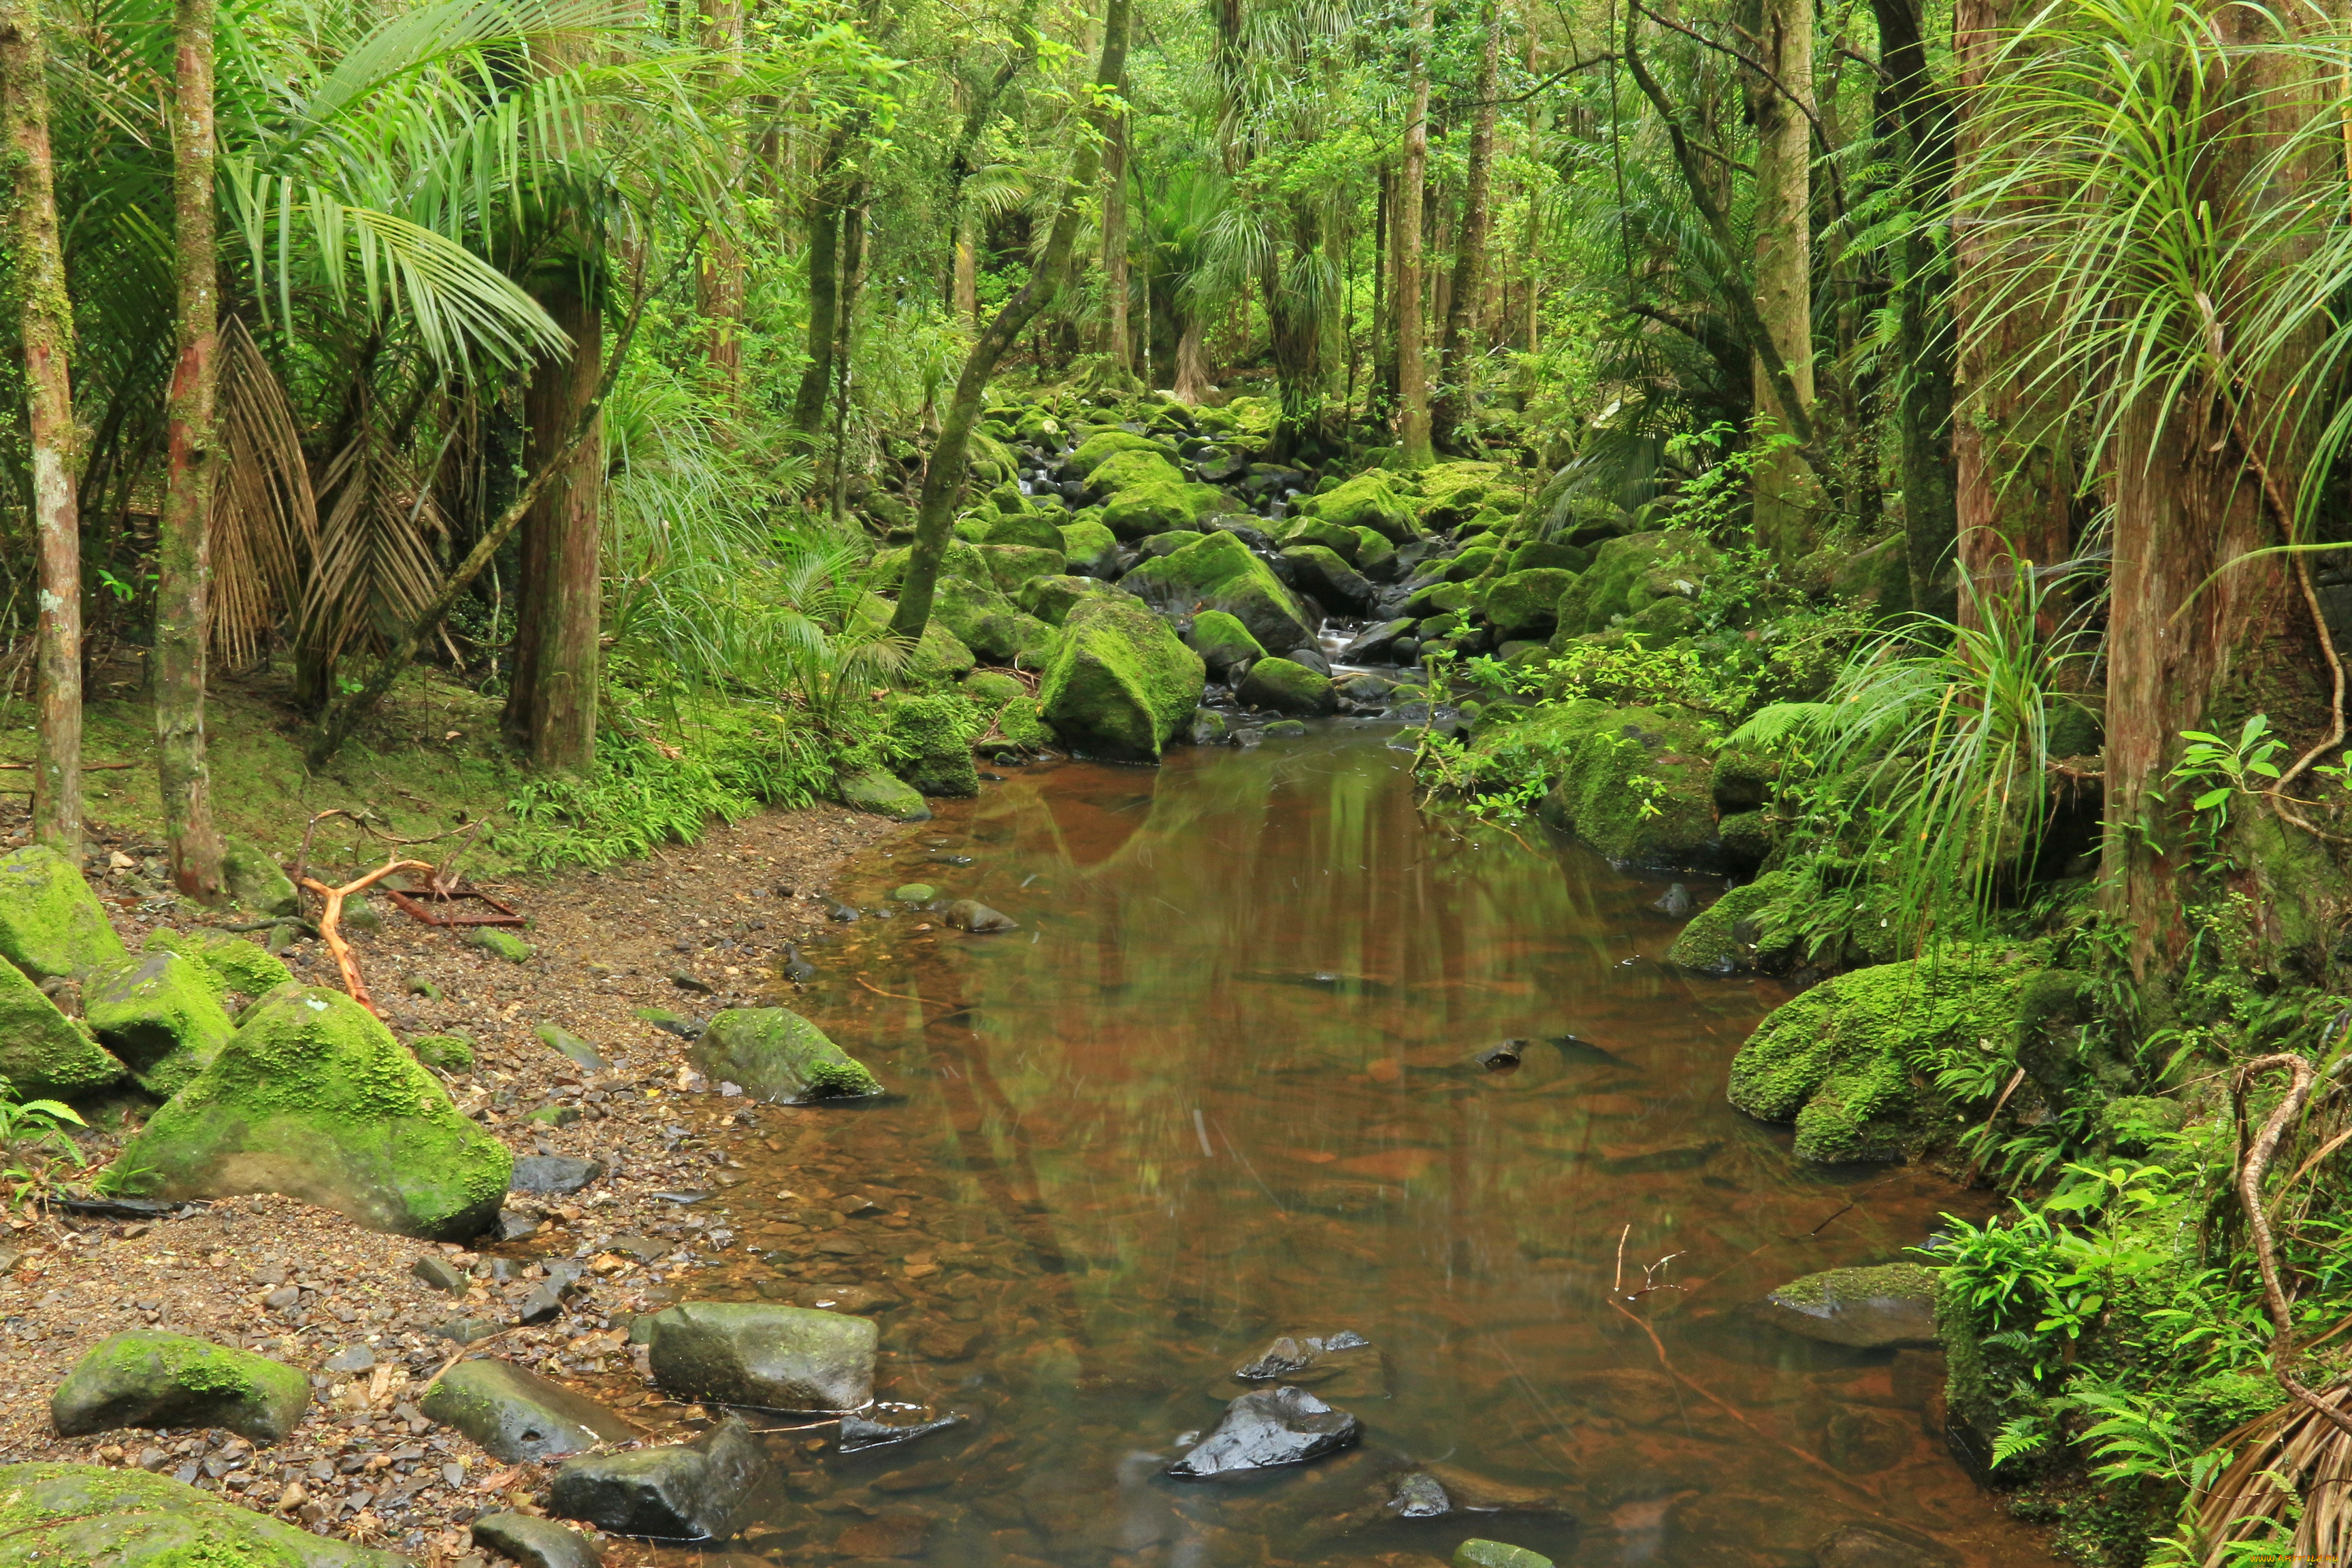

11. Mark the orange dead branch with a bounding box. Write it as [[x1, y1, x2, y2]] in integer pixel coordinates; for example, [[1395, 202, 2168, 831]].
[[299, 860, 432, 1018]]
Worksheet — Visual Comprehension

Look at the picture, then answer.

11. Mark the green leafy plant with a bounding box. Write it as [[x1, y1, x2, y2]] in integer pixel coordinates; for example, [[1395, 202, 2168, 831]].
[[2170, 715, 2285, 838], [1, 1092, 87, 1211]]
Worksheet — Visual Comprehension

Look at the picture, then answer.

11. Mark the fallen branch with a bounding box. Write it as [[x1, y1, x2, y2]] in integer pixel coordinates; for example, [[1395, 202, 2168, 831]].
[[2238, 1051, 2352, 1442], [299, 860, 432, 1019]]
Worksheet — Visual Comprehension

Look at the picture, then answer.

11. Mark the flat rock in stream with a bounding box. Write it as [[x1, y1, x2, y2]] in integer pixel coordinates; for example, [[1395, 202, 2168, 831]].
[[1230, 1330, 1387, 1399], [1166, 1386, 1360, 1479], [1814, 1522, 1959, 1568], [419, 1358, 634, 1463], [644, 1301, 877, 1411], [1763, 1262, 1940, 1349], [547, 1416, 764, 1541], [470, 1512, 604, 1568]]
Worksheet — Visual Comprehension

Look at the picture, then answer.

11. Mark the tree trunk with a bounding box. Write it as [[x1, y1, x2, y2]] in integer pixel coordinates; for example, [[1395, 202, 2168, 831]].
[[1395, 0, 1435, 468], [1746, 0, 1816, 561], [1433, 0, 1501, 453], [1174, 313, 1209, 402], [501, 270, 604, 772], [954, 206, 979, 325], [792, 135, 850, 440], [157, 0, 223, 902], [1266, 202, 1327, 457], [699, 0, 745, 395], [1, 0, 82, 855], [1102, 108, 1133, 382], [829, 186, 867, 521], [890, 0, 1132, 642], [1950, 0, 2070, 630], [1372, 167, 1395, 409]]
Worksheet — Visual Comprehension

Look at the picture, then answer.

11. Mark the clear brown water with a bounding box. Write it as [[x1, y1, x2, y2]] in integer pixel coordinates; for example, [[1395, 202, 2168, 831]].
[[666, 725, 2057, 1567]]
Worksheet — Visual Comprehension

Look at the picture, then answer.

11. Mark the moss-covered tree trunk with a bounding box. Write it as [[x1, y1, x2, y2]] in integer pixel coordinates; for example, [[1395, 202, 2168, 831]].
[[889, 0, 1132, 642], [157, 0, 224, 902], [1431, 0, 1500, 455], [1101, 108, 1134, 383], [1746, 0, 1816, 561], [791, 133, 851, 441], [1394, 0, 1434, 469], [1, 0, 82, 855]]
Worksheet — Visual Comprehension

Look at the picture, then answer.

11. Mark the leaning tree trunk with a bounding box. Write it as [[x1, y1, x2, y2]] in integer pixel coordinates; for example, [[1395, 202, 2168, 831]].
[[1, 0, 81, 855], [1394, 0, 1435, 469], [1747, 0, 1816, 562], [157, 0, 223, 902], [1432, 0, 1501, 453], [502, 268, 604, 772], [889, 0, 1132, 641]]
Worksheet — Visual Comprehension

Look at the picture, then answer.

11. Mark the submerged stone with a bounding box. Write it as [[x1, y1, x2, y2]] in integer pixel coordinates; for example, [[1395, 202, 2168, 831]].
[[688, 1009, 881, 1103], [1165, 1386, 1360, 1479], [50, 1332, 310, 1443], [943, 900, 1019, 933], [1763, 1262, 1940, 1348]]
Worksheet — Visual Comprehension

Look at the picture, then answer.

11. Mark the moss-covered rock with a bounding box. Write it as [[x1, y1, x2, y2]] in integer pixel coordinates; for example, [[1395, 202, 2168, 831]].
[[0, 844, 126, 981], [1100, 477, 1230, 540], [1122, 531, 1316, 651], [2012, 968, 2136, 1111], [1554, 529, 1716, 639], [1070, 430, 1174, 477], [0, 1462, 408, 1566], [1280, 544, 1373, 610], [1352, 529, 1398, 578], [410, 1033, 475, 1073], [909, 618, 977, 682], [1273, 517, 1362, 562], [689, 1008, 881, 1102], [1058, 518, 1122, 578], [1016, 572, 1115, 627], [839, 768, 931, 822], [1762, 1263, 1940, 1348], [885, 695, 980, 799], [0, 956, 125, 1100], [1403, 580, 1474, 618], [82, 950, 237, 1099], [1481, 568, 1580, 642], [1308, 472, 1418, 541], [1729, 950, 2038, 1164], [977, 542, 1066, 595], [1415, 461, 1507, 523], [50, 1331, 310, 1441], [107, 985, 515, 1239], [467, 928, 532, 962], [1441, 545, 1500, 583], [142, 928, 293, 1002], [1666, 870, 1799, 975], [1509, 539, 1590, 574], [1184, 610, 1267, 676], [930, 575, 1056, 666], [220, 839, 300, 920], [1088, 448, 1188, 496], [1486, 701, 1719, 868], [1038, 595, 1205, 762], [1237, 657, 1337, 717]]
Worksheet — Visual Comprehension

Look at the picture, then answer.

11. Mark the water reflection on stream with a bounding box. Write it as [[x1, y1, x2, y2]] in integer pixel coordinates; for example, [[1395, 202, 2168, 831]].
[[674, 725, 2055, 1567]]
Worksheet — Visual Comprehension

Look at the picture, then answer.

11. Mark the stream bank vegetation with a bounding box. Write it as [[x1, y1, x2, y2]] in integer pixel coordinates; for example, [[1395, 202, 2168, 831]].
[[2, 0, 2352, 1556]]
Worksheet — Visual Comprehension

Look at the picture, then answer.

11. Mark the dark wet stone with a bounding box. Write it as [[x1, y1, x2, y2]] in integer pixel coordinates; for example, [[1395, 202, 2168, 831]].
[[472, 1510, 604, 1568], [1283, 646, 1333, 676], [943, 900, 1018, 934], [547, 1414, 764, 1541], [512, 1156, 605, 1196], [1235, 1336, 1317, 1380], [644, 1301, 877, 1411], [608, 1234, 668, 1263], [827, 903, 860, 922], [781, 945, 817, 983], [423, 1359, 634, 1464], [1423, 1462, 1573, 1516], [494, 1208, 542, 1242], [1650, 883, 1695, 918], [322, 1345, 374, 1374], [517, 1284, 566, 1324], [668, 971, 714, 994], [1814, 1522, 1959, 1568], [1166, 1386, 1360, 1479], [636, 1007, 704, 1041], [49, 1332, 310, 1443], [840, 1412, 962, 1453], [429, 1316, 505, 1345], [1477, 1042, 1523, 1071], [1595, 1140, 1722, 1175], [1763, 1263, 1940, 1349], [1389, 1470, 1451, 1517]]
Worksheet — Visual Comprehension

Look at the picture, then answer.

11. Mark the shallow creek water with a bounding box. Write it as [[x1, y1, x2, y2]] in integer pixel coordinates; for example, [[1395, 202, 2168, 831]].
[[661, 724, 2057, 1568]]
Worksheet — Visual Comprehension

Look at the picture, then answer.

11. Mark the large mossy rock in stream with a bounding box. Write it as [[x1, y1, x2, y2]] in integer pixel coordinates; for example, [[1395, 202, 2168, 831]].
[[1185, 610, 1267, 677], [1302, 472, 1418, 542], [51, 1330, 310, 1441], [984, 510, 1066, 553], [689, 1008, 881, 1103], [1039, 596, 1205, 761], [1102, 476, 1233, 540], [1761, 1263, 1940, 1349], [1554, 529, 1716, 640], [1017, 572, 1117, 627], [1481, 567, 1580, 642], [108, 985, 513, 1239], [1122, 530, 1316, 651], [1729, 950, 2038, 1164], [0, 1463, 411, 1567], [82, 949, 238, 1098], [1412, 461, 1509, 526], [0, 956, 125, 1099], [1273, 516, 1365, 563], [977, 542, 1066, 595], [1667, 870, 1801, 976], [1070, 429, 1176, 477], [1237, 657, 1338, 717], [1476, 700, 1719, 869], [1089, 448, 1186, 495], [932, 576, 1056, 666], [884, 694, 980, 798], [1059, 517, 1122, 578], [1280, 544, 1375, 611], [838, 768, 931, 822], [0, 843, 128, 981]]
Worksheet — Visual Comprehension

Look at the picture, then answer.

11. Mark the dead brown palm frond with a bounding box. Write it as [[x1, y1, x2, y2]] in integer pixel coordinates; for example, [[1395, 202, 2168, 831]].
[[2178, 1387, 2352, 1566], [208, 318, 317, 669], [298, 413, 449, 673]]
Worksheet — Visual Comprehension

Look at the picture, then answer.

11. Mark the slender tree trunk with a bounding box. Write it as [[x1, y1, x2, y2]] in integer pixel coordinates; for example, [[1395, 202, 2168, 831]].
[[501, 270, 604, 772], [1747, 0, 1816, 561], [1433, 0, 1501, 452], [1, 0, 81, 855], [157, 0, 223, 902], [829, 186, 868, 521], [1174, 313, 1209, 402], [954, 207, 979, 325], [699, 0, 745, 396], [793, 134, 851, 440], [891, 0, 1132, 642], [1101, 108, 1133, 382], [1396, 0, 1435, 468], [1951, 0, 2069, 630]]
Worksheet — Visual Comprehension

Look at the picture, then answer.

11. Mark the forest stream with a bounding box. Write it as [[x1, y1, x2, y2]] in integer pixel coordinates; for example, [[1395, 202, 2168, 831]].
[[645, 724, 2061, 1568]]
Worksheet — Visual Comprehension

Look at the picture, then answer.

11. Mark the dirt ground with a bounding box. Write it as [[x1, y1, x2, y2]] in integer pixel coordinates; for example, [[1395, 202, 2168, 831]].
[[0, 796, 904, 1567]]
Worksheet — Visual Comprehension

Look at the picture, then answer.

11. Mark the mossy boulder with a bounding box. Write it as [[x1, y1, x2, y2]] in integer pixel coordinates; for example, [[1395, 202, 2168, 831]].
[[1058, 518, 1122, 578], [1039, 595, 1205, 762], [1070, 429, 1173, 477], [1761, 1263, 1940, 1348], [220, 839, 300, 920], [1237, 657, 1337, 717], [0, 1462, 409, 1567], [1122, 530, 1316, 651], [1510, 539, 1590, 574], [1279, 544, 1374, 610], [977, 542, 1066, 595], [1307, 472, 1418, 541], [0, 956, 125, 1099], [885, 695, 980, 799], [107, 985, 515, 1239], [1274, 517, 1363, 563], [1482, 568, 1580, 642], [1088, 447, 1186, 494], [82, 950, 237, 1098], [51, 1331, 310, 1442], [1184, 610, 1267, 676], [909, 618, 978, 682], [689, 1008, 881, 1102], [1017, 572, 1115, 627], [0, 843, 127, 981], [142, 928, 293, 1003], [839, 768, 931, 823], [1403, 580, 1473, 619], [1352, 529, 1398, 577], [410, 1033, 475, 1073], [931, 575, 1056, 666], [1441, 545, 1500, 583], [1100, 477, 1230, 540], [1728, 949, 2038, 1164], [1554, 529, 1716, 639], [1666, 870, 1799, 975], [1488, 701, 1719, 868]]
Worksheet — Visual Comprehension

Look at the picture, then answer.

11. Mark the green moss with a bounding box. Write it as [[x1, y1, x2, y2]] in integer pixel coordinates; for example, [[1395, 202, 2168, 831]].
[[1099, 476, 1230, 540], [0, 956, 126, 1100], [1038, 596, 1205, 762], [1183, 610, 1266, 674], [143, 929, 293, 1002], [885, 694, 981, 798], [1403, 580, 1473, 618], [1481, 568, 1579, 641], [1351, 529, 1397, 576], [410, 1033, 476, 1073], [82, 950, 237, 1099], [1057, 518, 1120, 576], [928, 574, 1057, 666], [1070, 430, 1173, 476], [108, 985, 514, 1239], [50, 1331, 310, 1442], [1015, 573, 1113, 627], [1122, 531, 1315, 651], [1236, 657, 1337, 717], [468, 928, 533, 963], [0, 844, 127, 981], [977, 542, 1066, 594], [838, 768, 931, 821], [1480, 700, 1719, 868], [1666, 871, 1796, 975], [1510, 539, 1590, 574], [220, 839, 299, 919], [1441, 545, 1500, 583], [691, 1007, 881, 1101], [1306, 472, 1418, 541], [1273, 517, 1362, 562], [0, 1461, 409, 1567], [1729, 949, 2038, 1164], [1553, 529, 1716, 640]]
